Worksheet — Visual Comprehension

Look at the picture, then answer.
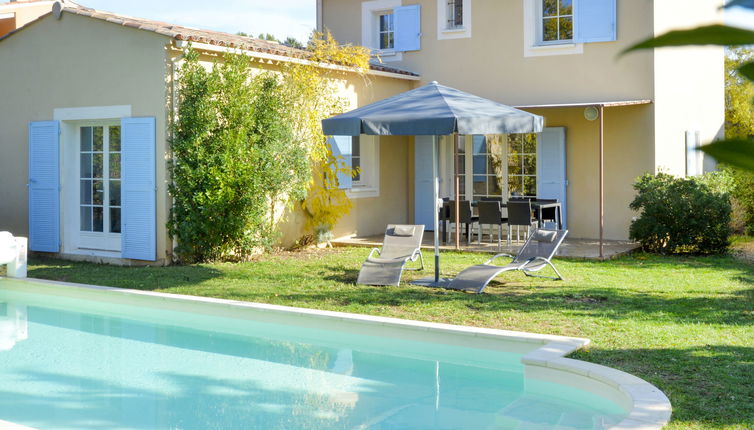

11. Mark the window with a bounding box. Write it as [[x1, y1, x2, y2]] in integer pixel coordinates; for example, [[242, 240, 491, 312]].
[[351, 136, 363, 183], [524, 0, 617, 57], [437, 0, 470, 40], [79, 125, 121, 235], [362, 0, 421, 58], [454, 134, 537, 200], [378, 12, 395, 50], [507, 134, 537, 197], [542, 0, 573, 43], [446, 0, 463, 29]]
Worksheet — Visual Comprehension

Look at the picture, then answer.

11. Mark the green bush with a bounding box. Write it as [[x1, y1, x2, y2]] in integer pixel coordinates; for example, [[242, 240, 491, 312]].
[[629, 173, 732, 254], [168, 50, 309, 262], [727, 167, 754, 235]]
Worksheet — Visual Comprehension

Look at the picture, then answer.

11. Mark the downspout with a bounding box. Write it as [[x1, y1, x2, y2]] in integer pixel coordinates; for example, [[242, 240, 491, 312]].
[[316, 0, 323, 32], [168, 42, 186, 263]]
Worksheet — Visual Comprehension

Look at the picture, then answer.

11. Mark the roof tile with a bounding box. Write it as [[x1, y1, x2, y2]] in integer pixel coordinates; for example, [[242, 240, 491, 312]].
[[56, 6, 418, 77]]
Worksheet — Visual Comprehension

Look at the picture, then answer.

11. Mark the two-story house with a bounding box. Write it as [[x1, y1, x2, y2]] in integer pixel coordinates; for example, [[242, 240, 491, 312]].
[[318, 0, 725, 241]]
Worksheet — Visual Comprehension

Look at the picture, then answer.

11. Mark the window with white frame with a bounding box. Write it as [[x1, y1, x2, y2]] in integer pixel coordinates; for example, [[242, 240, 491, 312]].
[[437, 0, 470, 40], [79, 125, 121, 235], [541, 0, 573, 43], [378, 11, 395, 50], [352, 136, 362, 183], [455, 135, 538, 201], [523, 0, 616, 57], [362, 0, 421, 58], [348, 135, 379, 197], [446, 0, 463, 29]]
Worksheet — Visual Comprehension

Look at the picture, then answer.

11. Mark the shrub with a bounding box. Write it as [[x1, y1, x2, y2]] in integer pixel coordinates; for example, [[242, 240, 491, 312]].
[[169, 50, 308, 262], [727, 167, 754, 235], [629, 173, 732, 254]]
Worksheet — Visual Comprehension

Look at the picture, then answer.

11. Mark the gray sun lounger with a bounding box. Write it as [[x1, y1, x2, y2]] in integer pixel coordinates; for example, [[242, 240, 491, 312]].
[[357, 224, 425, 286], [447, 229, 568, 294]]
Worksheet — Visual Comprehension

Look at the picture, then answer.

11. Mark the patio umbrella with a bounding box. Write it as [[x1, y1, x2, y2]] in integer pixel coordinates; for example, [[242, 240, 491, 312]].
[[322, 81, 544, 286]]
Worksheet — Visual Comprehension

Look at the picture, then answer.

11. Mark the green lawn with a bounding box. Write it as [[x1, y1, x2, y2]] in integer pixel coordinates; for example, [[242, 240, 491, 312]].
[[13, 249, 754, 429]]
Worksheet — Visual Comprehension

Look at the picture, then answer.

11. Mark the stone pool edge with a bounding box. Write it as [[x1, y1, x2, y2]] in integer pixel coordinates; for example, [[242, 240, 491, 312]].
[[4, 277, 672, 429]]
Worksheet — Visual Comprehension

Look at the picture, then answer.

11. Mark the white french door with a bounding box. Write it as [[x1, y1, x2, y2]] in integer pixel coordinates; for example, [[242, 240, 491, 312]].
[[77, 123, 122, 251]]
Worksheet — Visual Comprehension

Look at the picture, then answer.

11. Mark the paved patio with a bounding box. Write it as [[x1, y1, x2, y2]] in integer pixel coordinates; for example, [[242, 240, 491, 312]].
[[332, 231, 639, 260]]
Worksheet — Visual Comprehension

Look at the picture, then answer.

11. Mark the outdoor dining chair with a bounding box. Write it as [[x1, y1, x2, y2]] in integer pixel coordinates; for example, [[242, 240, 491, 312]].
[[356, 224, 425, 286], [446, 229, 568, 294], [447, 200, 478, 245], [477, 200, 508, 251], [536, 198, 560, 229], [507, 199, 538, 244]]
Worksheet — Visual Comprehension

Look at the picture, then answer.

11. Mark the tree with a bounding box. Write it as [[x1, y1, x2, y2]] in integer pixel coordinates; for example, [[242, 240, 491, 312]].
[[283, 36, 304, 49], [726, 47, 754, 139], [258, 33, 279, 42]]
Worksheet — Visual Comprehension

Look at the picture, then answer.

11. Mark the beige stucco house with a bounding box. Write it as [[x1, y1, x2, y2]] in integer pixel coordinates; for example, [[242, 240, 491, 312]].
[[0, 0, 725, 265], [318, 0, 725, 243], [0, 1, 417, 264]]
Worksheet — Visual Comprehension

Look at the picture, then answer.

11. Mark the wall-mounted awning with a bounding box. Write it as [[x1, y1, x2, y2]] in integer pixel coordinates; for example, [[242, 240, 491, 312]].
[[515, 99, 653, 258]]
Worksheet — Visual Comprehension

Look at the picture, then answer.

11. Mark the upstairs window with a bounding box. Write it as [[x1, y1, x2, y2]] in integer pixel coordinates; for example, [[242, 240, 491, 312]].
[[446, 0, 463, 29], [437, 0, 470, 40], [524, 0, 616, 57], [362, 1, 421, 57], [379, 12, 395, 49], [542, 0, 573, 43]]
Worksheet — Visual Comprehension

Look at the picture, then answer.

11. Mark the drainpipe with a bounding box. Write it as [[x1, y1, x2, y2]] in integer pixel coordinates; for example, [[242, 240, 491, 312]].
[[316, 0, 323, 32], [168, 43, 186, 263], [598, 104, 604, 260]]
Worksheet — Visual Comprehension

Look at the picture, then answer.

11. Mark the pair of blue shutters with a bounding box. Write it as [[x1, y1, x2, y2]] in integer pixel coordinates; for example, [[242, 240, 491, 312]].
[[575, 0, 617, 43], [28, 118, 156, 261]]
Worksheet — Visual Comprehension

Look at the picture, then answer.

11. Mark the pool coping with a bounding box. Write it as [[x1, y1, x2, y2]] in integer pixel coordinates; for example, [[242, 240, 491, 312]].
[[3, 277, 672, 429]]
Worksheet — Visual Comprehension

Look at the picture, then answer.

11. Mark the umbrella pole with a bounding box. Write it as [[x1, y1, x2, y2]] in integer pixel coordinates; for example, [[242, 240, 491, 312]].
[[433, 135, 440, 283], [409, 136, 447, 288], [454, 133, 461, 250]]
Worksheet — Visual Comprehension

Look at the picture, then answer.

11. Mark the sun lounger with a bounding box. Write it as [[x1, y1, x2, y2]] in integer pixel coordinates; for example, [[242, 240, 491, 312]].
[[0, 231, 27, 278], [447, 229, 568, 293], [357, 224, 425, 286]]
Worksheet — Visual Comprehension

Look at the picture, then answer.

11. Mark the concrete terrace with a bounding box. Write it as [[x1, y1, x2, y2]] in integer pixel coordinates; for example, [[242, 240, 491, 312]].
[[333, 232, 639, 260]]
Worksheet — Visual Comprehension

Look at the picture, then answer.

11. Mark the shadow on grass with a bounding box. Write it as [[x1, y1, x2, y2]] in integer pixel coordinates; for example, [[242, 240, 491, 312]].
[[572, 344, 754, 428], [27, 256, 224, 291]]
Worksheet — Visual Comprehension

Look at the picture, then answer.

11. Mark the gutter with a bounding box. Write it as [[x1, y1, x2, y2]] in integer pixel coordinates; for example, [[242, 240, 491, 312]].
[[168, 47, 185, 263], [173, 40, 421, 81]]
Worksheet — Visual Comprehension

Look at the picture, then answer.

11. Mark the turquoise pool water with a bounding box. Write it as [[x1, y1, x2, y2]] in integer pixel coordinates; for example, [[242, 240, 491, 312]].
[[0, 285, 627, 430]]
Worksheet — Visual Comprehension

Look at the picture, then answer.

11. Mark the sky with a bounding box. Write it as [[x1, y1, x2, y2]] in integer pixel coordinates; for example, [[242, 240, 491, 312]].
[[69, 0, 316, 43], [1, 1, 752, 41]]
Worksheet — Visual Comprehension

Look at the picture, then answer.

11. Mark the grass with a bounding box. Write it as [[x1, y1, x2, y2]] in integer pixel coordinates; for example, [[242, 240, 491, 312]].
[[11, 249, 754, 429]]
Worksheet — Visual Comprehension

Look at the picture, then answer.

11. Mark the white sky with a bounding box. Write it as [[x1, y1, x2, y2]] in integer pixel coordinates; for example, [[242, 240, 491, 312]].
[[69, 0, 316, 43], [1, 1, 752, 41]]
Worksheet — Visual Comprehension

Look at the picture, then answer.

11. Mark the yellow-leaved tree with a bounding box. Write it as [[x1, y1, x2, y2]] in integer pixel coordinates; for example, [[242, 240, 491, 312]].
[[280, 31, 371, 244]]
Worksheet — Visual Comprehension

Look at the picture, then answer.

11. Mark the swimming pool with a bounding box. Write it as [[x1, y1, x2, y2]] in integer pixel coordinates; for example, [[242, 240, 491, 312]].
[[0, 278, 671, 430]]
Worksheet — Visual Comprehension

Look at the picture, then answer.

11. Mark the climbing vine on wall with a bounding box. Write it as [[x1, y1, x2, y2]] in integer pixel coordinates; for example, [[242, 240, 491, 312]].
[[168, 33, 371, 261]]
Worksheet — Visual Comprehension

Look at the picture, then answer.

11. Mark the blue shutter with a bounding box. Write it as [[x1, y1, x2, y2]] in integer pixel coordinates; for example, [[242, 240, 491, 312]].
[[575, 0, 617, 43], [329, 136, 352, 189], [394, 4, 421, 52], [121, 117, 156, 261], [28, 121, 60, 252], [537, 127, 567, 229]]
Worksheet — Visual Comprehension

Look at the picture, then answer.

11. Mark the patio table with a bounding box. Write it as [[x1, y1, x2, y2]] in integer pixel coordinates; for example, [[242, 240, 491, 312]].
[[440, 199, 562, 244]]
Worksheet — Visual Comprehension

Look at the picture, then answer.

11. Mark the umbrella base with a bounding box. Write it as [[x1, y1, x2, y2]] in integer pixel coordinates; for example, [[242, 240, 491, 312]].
[[410, 276, 453, 288]]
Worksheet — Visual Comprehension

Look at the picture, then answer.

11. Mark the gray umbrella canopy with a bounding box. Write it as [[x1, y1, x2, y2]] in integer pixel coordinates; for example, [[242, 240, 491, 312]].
[[322, 81, 544, 136], [321, 81, 544, 287]]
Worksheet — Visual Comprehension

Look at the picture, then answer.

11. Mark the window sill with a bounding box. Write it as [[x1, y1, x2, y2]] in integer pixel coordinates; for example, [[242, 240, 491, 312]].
[[524, 41, 583, 57], [347, 186, 380, 199], [441, 27, 467, 34], [371, 49, 403, 62]]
